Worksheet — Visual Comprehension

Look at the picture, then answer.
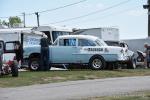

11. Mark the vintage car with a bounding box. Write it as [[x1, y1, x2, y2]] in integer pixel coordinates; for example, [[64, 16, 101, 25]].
[[23, 35, 135, 70]]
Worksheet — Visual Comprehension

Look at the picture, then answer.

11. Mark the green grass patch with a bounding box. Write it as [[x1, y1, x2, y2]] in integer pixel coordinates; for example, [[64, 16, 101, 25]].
[[83, 91, 150, 100], [0, 69, 150, 87]]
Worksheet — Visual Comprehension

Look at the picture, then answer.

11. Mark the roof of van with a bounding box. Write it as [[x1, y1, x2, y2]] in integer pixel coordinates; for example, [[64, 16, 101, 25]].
[[58, 35, 99, 41], [0, 28, 32, 33], [32, 26, 73, 32], [0, 28, 47, 37]]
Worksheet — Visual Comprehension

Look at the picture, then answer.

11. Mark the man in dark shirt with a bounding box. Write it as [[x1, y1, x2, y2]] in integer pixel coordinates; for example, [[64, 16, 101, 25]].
[[14, 41, 23, 68], [40, 38, 50, 71], [144, 43, 150, 68], [0, 43, 3, 75]]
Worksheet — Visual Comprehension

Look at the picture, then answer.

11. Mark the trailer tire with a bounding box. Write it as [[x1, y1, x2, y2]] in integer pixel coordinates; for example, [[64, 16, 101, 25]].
[[11, 63, 18, 77]]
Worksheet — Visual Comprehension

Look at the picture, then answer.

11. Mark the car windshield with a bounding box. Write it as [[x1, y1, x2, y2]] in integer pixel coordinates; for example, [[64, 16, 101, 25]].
[[95, 39, 107, 46]]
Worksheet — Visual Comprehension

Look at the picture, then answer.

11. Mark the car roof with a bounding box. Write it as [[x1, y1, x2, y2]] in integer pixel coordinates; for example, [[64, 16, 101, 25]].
[[58, 35, 99, 41]]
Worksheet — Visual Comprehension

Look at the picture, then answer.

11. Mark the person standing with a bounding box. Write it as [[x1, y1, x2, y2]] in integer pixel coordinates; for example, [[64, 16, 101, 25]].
[[0, 42, 3, 75], [14, 41, 23, 68], [40, 37, 50, 71], [144, 43, 150, 68]]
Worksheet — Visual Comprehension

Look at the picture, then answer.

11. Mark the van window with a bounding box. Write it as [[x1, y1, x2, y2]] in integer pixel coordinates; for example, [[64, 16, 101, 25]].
[[59, 39, 76, 46]]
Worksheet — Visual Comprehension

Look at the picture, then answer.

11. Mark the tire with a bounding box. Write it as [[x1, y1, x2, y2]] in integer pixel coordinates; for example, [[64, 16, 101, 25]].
[[29, 58, 40, 71], [11, 63, 18, 77], [89, 55, 106, 70], [127, 58, 136, 69]]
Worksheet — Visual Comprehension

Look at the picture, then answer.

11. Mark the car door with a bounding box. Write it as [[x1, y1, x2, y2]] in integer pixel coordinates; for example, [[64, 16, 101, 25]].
[[75, 39, 97, 63], [5, 41, 23, 61], [51, 38, 77, 64]]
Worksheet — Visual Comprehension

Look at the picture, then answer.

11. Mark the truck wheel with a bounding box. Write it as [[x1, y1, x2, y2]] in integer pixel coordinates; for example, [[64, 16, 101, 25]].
[[29, 58, 40, 71], [127, 58, 136, 69], [11, 64, 18, 77], [89, 55, 106, 70]]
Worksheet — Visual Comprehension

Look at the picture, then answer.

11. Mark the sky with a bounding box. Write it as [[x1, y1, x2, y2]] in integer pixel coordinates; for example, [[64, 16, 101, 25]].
[[0, 0, 148, 39]]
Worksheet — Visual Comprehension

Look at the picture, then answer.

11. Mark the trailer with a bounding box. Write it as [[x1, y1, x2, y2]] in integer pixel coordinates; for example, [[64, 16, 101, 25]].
[[73, 27, 119, 45], [0, 28, 47, 70], [0, 26, 73, 44]]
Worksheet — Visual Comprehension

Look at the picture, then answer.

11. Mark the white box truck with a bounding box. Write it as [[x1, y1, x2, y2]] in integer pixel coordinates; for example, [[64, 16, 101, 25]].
[[73, 27, 121, 46]]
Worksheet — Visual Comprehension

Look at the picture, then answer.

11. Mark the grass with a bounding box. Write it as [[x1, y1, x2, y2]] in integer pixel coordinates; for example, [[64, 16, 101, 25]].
[[82, 91, 150, 100], [0, 69, 150, 87]]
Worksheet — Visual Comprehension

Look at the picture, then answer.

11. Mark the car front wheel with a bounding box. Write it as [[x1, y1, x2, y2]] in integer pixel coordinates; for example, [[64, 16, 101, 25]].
[[29, 58, 40, 71]]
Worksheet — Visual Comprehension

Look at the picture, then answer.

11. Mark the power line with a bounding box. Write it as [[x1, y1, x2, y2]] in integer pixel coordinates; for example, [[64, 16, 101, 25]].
[[39, 0, 87, 14], [66, 5, 143, 26], [43, 0, 132, 25], [0, 0, 88, 18]]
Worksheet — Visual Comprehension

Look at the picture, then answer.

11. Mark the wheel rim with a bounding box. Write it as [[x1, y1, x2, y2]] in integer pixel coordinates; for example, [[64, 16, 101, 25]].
[[31, 61, 39, 70], [92, 58, 102, 69]]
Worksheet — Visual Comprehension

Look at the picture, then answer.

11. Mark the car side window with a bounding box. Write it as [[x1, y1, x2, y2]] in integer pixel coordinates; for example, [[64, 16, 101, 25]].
[[59, 38, 76, 46], [78, 39, 96, 46]]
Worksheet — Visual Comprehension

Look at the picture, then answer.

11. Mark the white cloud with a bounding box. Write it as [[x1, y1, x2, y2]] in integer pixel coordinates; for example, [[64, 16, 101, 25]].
[[126, 9, 147, 17], [76, 2, 105, 11]]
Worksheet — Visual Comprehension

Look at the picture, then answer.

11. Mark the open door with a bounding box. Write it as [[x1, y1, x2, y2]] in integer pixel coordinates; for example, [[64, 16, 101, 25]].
[[5, 41, 18, 53], [5, 41, 23, 61]]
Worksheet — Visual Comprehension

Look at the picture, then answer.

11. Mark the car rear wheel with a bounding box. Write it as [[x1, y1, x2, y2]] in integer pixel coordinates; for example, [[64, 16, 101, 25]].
[[89, 55, 105, 70]]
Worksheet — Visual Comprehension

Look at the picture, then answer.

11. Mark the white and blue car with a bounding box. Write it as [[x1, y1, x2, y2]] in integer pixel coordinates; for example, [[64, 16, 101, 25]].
[[23, 35, 135, 70]]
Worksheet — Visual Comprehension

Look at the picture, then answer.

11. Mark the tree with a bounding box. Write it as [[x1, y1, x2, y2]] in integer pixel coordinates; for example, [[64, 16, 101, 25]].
[[2, 20, 9, 26], [9, 16, 21, 27], [0, 19, 1, 25]]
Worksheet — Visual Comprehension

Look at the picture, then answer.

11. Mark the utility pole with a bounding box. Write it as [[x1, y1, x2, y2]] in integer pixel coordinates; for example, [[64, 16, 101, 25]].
[[22, 12, 26, 27], [143, 0, 150, 37], [35, 12, 40, 27]]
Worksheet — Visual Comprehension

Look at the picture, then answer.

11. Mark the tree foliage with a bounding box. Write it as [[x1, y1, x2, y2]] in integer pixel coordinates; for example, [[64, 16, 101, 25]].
[[0, 19, 1, 25], [9, 16, 21, 27], [2, 20, 9, 26]]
